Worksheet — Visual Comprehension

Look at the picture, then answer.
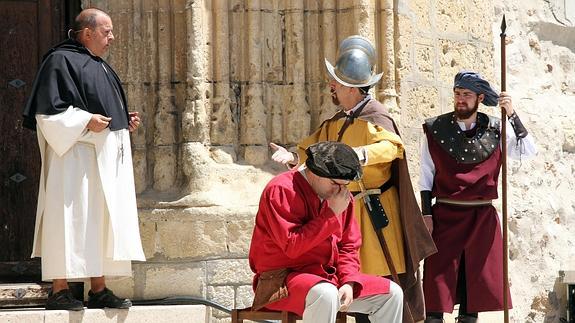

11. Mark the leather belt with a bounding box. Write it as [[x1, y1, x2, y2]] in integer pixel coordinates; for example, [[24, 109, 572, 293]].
[[352, 180, 394, 200], [436, 198, 492, 206]]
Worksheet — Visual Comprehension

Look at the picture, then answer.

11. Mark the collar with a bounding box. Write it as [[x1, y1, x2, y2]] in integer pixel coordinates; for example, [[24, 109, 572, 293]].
[[344, 94, 371, 116], [456, 120, 476, 131]]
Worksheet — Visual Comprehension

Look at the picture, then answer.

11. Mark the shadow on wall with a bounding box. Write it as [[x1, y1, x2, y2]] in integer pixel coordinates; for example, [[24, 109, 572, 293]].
[[533, 22, 575, 53], [541, 273, 570, 323]]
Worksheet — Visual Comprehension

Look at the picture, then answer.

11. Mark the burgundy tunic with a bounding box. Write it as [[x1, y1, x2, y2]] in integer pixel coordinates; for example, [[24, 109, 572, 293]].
[[249, 170, 390, 316], [422, 124, 512, 313]]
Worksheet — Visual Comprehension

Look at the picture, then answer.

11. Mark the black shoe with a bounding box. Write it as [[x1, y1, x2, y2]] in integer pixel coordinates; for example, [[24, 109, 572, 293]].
[[424, 317, 444, 323], [87, 287, 132, 309], [456, 315, 478, 323], [45, 289, 84, 311]]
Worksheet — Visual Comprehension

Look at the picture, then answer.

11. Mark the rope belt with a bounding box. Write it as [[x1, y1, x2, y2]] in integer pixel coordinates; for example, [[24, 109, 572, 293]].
[[436, 198, 493, 206]]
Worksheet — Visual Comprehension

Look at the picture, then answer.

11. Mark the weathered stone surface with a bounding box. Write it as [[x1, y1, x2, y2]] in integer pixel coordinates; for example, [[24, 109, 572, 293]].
[[226, 219, 254, 255], [402, 84, 440, 125], [139, 221, 157, 259], [235, 285, 254, 310], [105, 276, 135, 299], [132, 148, 148, 194], [157, 220, 227, 259], [207, 285, 234, 318], [143, 264, 206, 299], [435, 0, 468, 34], [152, 145, 177, 192], [242, 145, 268, 166], [414, 41, 435, 80], [563, 125, 575, 153], [409, 0, 431, 32], [207, 259, 252, 285], [437, 40, 477, 84]]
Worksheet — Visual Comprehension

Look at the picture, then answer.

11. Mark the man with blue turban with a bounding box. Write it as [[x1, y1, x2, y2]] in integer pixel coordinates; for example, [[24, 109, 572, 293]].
[[419, 71, 537, 322]]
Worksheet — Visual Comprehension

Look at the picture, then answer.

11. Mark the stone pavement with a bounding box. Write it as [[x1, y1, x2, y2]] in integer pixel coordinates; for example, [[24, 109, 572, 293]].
[[0, 304, 208, 323]]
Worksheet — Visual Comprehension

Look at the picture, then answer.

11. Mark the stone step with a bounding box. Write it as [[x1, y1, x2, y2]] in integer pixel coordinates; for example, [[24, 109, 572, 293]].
[[0, 304, 208, 323], [0, 283, 50, 307]]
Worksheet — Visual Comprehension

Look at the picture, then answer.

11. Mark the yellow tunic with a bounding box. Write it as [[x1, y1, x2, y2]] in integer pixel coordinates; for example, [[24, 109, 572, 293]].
[[297, 117, 406, 276]]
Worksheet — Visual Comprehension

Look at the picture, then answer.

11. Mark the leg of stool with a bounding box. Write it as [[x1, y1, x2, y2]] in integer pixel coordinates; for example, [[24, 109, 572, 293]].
[[231, 309, 241, 323], [284, 311, 295, 323], [336, 312, 348, 323]]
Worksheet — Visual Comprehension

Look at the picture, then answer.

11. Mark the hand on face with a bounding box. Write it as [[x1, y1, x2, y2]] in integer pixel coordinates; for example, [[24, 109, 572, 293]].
[[498, 91, 514, 117], [325, 182, 351, 216]]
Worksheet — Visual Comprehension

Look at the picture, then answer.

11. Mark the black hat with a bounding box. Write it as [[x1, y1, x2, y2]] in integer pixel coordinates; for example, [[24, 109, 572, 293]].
[[305, 141, 362, 181], [454, 70, 499, 106]]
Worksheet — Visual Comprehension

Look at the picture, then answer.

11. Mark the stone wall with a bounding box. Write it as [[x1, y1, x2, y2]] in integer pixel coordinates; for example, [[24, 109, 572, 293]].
[[82, 0, 575, 322]]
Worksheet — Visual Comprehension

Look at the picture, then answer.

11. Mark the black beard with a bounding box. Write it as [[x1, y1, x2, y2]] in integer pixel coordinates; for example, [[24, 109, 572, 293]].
[[454, 99, 479, 119]]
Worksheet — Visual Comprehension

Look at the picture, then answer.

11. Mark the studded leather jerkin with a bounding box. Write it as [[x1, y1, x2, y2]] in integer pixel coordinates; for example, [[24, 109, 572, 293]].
[[424, 112, 501, 164]]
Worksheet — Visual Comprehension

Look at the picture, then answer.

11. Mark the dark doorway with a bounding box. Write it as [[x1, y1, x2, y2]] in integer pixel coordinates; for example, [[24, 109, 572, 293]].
[[0, 0, 81, 283]]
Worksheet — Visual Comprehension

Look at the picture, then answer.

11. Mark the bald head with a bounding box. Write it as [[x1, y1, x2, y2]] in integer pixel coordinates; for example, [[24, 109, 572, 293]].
[[71, 8, 115, 57], [72, 8, 109, 33]]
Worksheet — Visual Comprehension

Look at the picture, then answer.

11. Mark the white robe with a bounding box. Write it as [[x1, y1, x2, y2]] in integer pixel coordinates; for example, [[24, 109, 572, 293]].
[[32, 106, 145, 281]]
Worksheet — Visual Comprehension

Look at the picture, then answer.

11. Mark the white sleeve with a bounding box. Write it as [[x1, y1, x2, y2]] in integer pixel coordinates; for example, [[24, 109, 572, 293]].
[[504, 119, 537, 160], [35, 106, 92, 157], [419, 135, 435, 191]]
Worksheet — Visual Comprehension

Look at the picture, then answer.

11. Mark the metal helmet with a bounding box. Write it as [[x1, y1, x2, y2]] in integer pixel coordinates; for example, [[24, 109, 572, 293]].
[[325, 35, 382, 88]]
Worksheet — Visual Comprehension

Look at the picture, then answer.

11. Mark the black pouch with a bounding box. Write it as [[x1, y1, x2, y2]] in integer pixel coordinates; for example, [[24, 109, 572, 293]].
[[365, 194, 389, 230]]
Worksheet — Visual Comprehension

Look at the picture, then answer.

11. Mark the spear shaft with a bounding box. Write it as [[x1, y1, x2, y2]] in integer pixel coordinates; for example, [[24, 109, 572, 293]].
[[500, 15, 510, 323]]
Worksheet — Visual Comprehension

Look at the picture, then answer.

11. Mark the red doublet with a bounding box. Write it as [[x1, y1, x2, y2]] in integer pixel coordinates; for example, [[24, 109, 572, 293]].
[[422, 126, 512, 313], [249, 170, 390, 316]]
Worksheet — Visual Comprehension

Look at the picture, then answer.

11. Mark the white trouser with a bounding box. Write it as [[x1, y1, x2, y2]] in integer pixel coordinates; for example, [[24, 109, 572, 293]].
[[302, 281, 403, 323]]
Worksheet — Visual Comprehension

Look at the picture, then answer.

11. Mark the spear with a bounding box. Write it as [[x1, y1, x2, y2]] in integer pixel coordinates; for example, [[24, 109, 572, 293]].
[[500, 14, 510, 323]]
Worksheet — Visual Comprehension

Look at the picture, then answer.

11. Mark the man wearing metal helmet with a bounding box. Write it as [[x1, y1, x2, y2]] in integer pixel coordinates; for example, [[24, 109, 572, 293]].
[[419, 71, 537, 323], [271, 35, 436, 323], [250, 141, 403, 322]]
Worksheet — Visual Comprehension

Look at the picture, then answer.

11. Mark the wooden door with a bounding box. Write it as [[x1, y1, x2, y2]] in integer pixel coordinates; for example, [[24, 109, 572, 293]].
[[0, 0, 80, 282]]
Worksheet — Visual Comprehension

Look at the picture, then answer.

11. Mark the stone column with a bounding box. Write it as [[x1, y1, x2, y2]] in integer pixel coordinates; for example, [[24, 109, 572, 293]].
[[284, 0, 310, 144], [181, 0, 214, 193], [377, 0, 400, 113], [318, 0, 338, 125], [355, 0, 376, 39], [182, 0, 210, 144], [152, 0, 178, 192], [241, 0, 267, 165], [210, 0, 237, 162], [126, 1, 149, 194]]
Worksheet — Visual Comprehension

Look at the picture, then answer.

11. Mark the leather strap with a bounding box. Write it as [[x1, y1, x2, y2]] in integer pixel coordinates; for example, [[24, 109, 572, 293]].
[[420, 190, 433, 216], [336, 99, 370, 142], [508, 111, 528, 139]]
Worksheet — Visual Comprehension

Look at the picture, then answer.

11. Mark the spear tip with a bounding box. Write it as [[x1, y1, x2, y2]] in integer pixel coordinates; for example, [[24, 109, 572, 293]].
[[501, 15, 507, 34]]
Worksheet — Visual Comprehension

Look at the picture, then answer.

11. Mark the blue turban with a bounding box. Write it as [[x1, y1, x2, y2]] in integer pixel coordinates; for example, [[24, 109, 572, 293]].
[[453, 71, 499, 106]]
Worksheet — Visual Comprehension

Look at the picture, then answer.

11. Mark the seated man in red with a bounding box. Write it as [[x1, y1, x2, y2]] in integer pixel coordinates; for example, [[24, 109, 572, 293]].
[[249, 141, 403, 323]]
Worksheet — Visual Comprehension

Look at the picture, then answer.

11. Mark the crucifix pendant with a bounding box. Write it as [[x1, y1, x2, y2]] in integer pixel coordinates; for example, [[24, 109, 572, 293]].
[[120, 142, 124, 163]]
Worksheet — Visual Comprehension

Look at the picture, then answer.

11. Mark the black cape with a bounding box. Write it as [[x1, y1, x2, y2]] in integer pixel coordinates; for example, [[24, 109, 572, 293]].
[[22, 38, 129, 131]]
